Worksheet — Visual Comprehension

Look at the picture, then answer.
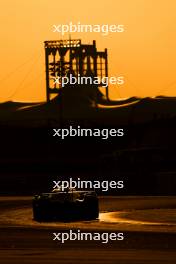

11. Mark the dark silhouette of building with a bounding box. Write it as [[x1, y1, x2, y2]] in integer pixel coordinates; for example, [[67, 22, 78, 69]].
[[44, 39, 108, 102]]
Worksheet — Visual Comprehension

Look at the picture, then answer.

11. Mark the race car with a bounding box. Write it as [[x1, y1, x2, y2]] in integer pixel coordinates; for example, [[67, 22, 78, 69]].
[[32, 187, 99, 221]]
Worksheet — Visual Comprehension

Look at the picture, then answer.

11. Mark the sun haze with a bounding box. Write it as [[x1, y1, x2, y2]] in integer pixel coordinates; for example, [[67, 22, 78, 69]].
[[0, 0, 176, 102]]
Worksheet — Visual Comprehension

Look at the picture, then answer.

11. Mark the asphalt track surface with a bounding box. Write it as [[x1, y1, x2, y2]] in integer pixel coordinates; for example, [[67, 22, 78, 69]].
[[1, 196, 176, 264]]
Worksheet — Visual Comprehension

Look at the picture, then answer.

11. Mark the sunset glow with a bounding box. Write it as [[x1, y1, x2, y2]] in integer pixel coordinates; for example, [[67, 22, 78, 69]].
[[0, 0, 176, 102]]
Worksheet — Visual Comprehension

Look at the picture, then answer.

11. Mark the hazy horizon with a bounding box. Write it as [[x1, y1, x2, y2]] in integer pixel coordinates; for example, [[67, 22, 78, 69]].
[[0, 0, 176, 102]]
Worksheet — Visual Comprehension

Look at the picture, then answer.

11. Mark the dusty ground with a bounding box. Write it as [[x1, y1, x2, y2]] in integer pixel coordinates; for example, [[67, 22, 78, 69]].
[[0, 196, 176, 263]]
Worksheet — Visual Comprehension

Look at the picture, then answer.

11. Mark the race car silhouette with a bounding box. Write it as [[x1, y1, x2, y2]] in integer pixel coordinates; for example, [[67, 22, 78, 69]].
[[32, 187, 99, 221]]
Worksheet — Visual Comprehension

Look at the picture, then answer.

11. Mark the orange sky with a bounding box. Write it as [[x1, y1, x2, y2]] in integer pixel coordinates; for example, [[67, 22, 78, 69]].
[[0, 0, 176, 102]]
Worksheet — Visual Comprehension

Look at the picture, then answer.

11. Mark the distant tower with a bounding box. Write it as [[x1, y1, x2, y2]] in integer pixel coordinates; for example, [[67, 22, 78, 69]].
[[44, 39, 108, 102]]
